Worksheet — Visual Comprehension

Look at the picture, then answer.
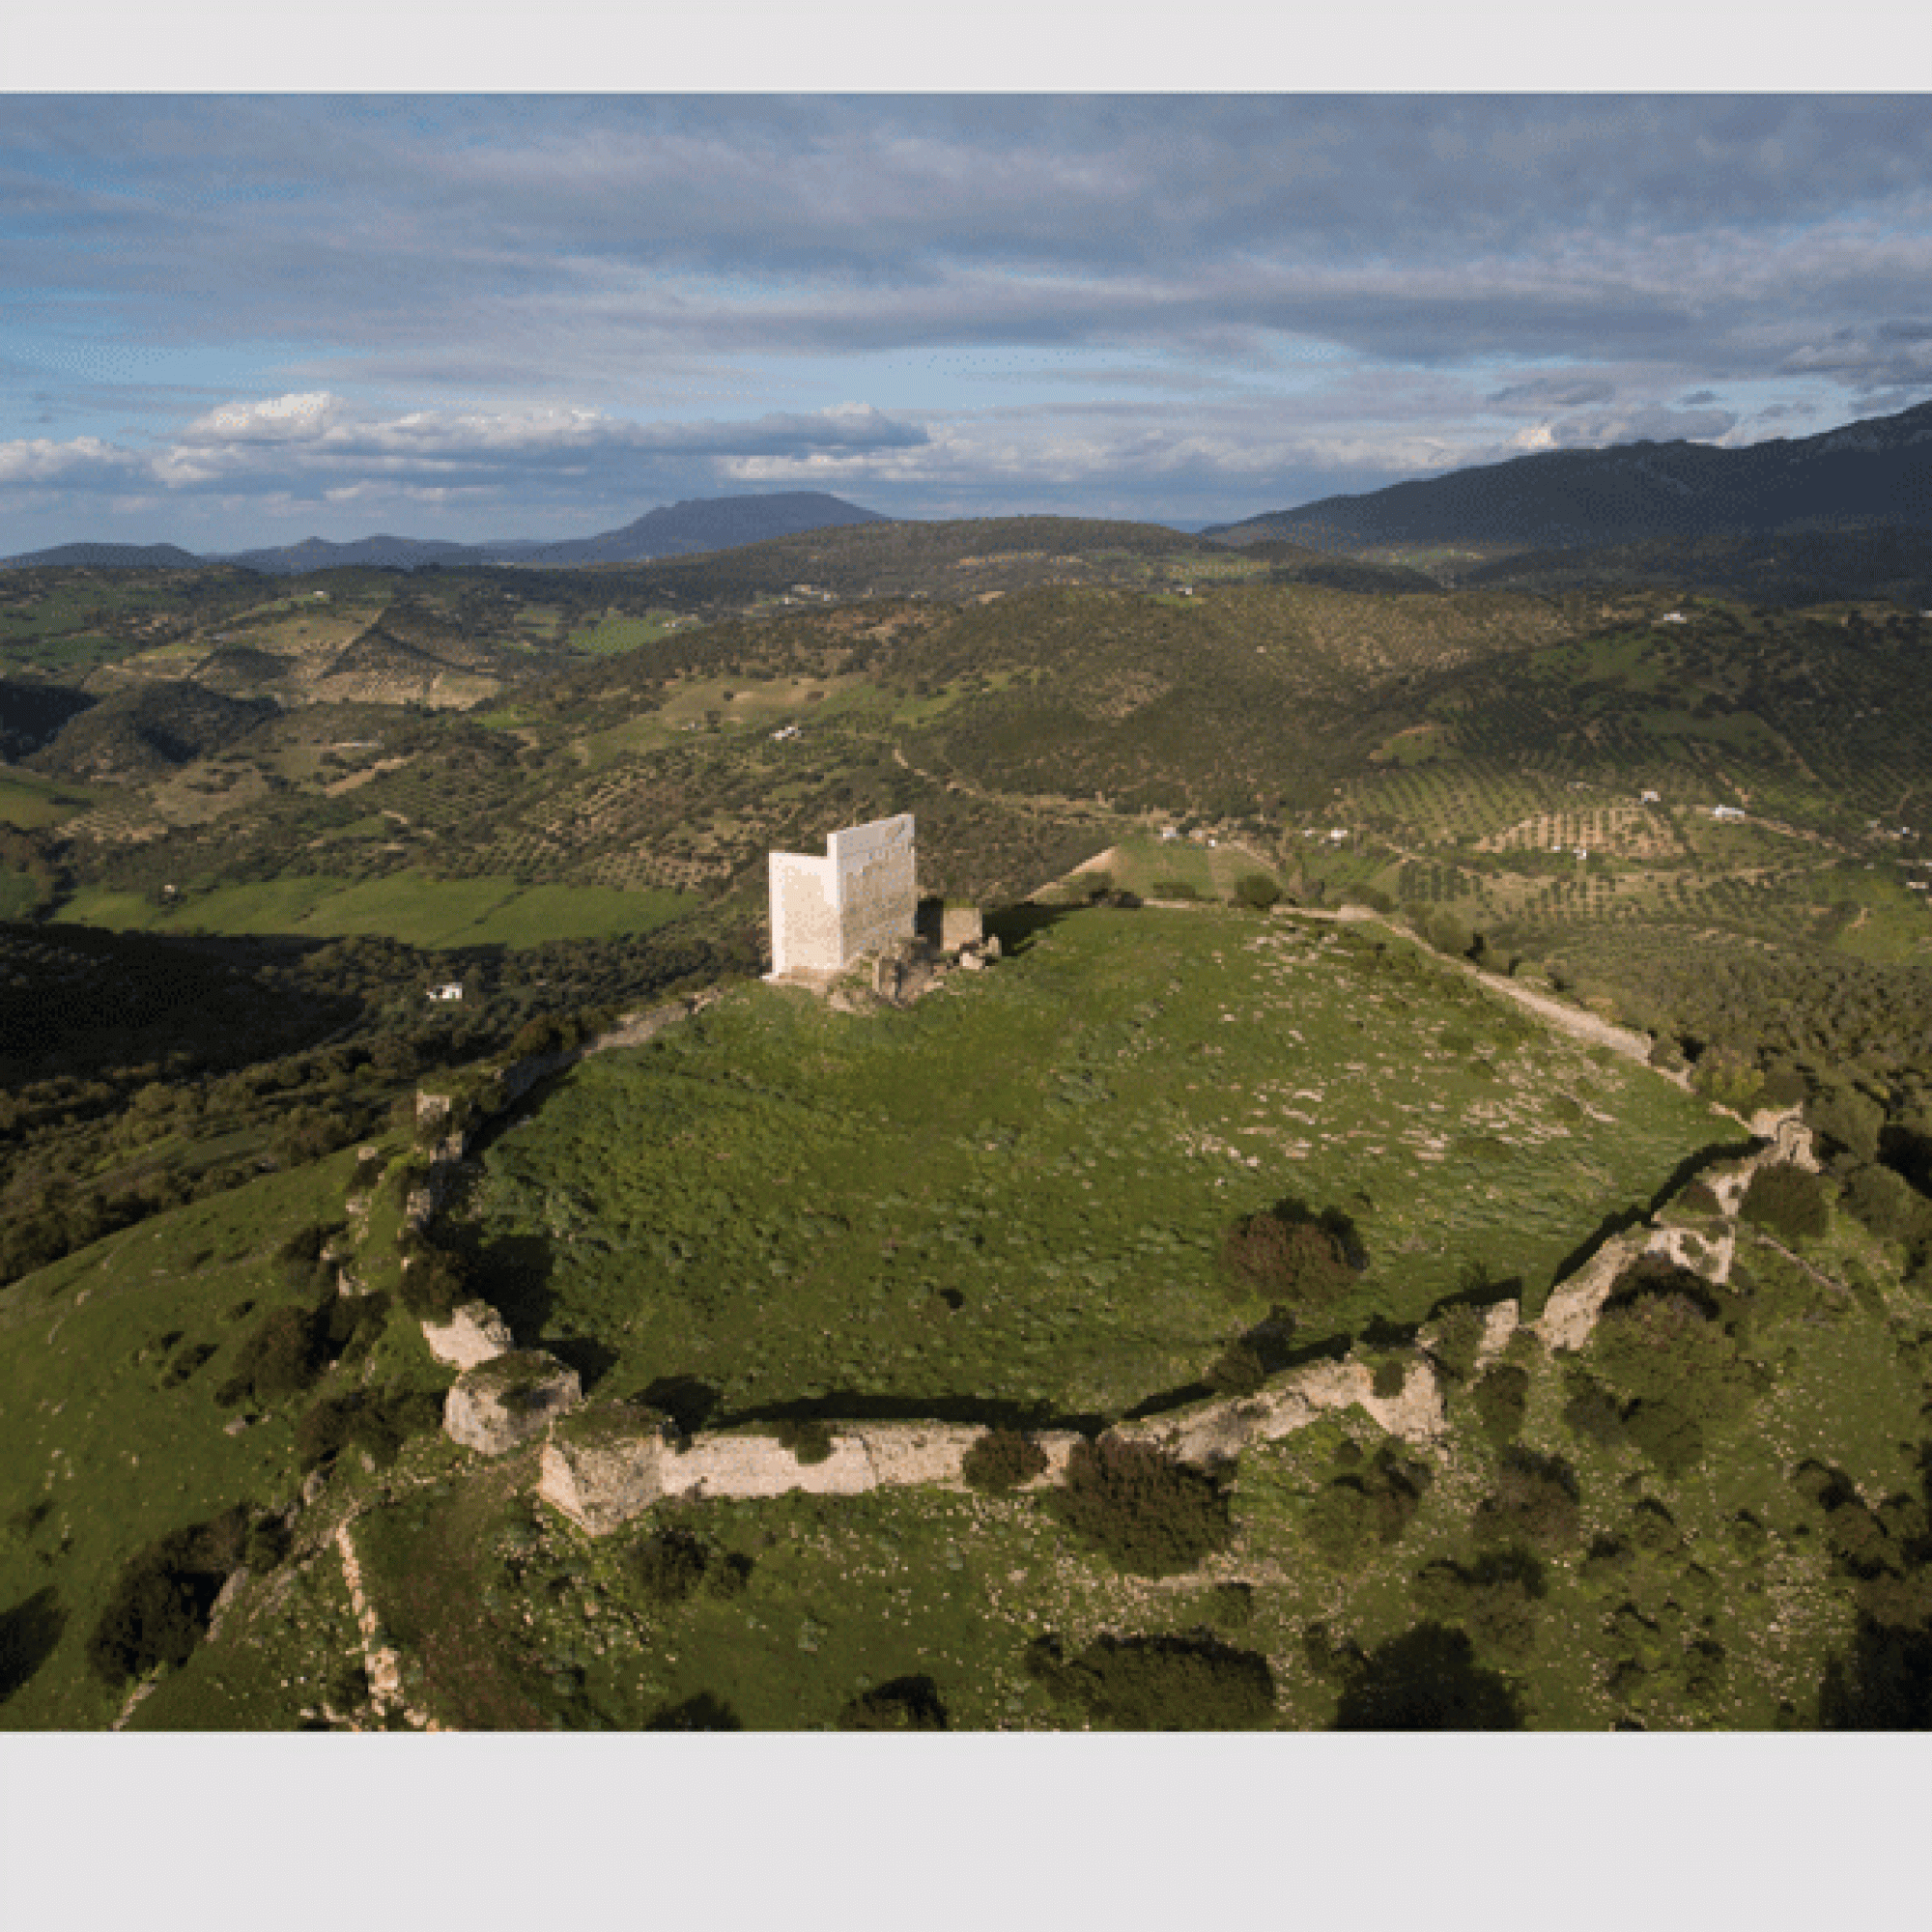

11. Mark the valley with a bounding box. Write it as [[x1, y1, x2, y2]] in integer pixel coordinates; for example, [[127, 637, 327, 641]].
[[3, 512, 1931, 1732]]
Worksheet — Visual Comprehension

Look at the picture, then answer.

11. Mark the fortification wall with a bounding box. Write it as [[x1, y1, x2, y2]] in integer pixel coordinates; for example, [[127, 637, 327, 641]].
[[830, 813, 918, 963], [769, 852, 839, 977]]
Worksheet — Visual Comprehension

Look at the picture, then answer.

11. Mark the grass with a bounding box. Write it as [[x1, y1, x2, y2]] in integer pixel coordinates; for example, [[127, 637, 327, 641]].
[[1087, 833, 1284, 902], [0, 772, 92, 829], [55, 872, 698, 950], [465, 905, 1727, 1422], [0, 1149, 383, 1728]]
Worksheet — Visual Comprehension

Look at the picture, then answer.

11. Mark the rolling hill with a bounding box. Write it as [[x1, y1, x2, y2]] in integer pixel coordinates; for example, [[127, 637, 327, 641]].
[[1208, 395, 1932, 553]]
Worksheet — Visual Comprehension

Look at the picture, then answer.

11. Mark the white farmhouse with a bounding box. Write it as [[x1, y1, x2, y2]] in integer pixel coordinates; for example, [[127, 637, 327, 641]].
[[767, 813, 918, 978]]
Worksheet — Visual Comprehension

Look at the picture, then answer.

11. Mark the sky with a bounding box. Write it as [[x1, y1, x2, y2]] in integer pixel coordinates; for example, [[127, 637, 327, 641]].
[[6, 82, 1932, 553]]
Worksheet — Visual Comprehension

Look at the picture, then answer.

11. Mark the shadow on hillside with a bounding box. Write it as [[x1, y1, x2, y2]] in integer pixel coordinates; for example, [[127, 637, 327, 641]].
[[1544, 1132, 1759, 1299], [0, 1586, 65, 1707], [1330, 1622, 1524, 1730], [981, 898, 1093, 959], [710, 1387, 1112, 1439]]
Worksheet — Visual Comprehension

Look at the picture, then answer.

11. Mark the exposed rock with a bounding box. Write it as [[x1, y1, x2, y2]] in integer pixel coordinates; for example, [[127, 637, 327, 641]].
[[659, 1431, 878, 1502], [940, 905, 984, 952], [420, 1299, 514, 1371], [538, 1403, 678, 1533], [444, 1350, 582, 1456], [957, 950, 985, 973]]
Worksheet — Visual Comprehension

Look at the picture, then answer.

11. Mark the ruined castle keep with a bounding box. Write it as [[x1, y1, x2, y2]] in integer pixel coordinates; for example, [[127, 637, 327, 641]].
[[767, 812, 917, 977]]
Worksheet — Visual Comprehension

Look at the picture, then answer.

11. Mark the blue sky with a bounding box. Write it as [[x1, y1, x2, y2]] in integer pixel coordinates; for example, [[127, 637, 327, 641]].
[[5, 87, 1932, 552]]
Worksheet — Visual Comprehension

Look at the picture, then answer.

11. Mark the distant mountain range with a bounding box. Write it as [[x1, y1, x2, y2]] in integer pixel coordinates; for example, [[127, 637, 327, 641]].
[[1206, 396, 1932, 551], [1, 492, 891, 574]]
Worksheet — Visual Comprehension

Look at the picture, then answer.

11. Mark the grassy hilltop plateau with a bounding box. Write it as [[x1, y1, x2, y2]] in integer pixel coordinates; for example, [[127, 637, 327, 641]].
[[3, 491, 1932, 1733]]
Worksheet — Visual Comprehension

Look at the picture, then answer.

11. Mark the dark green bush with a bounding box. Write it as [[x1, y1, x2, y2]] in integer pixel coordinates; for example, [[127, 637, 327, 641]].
[[1589, 1260, 1764, 1474], [295, 1386, 442, 1472], [215, 1300, 332, 1409], [1676, 1179, 1723, 1219], [85, 1508, 246, 1689], [1025, 1632, 1275, 1730], [837, 1674, 949, 1731], [1740, 1162, 1830, 1243], [1303, 1444, 1433, 1567], [1807, 1088, 1885, 1163], [1474, 1448, 1581, 1553], [397, 1246, 469, 1323], [1428, 1303, 1488, 1384], [1370, 1354, 1409, 1401], [961, 1428, 1049, 1494], [1841, 1163, 1931, 1245], [1414, 1548, 1546, 1662], [1234, 872, 1282, 911], [634, 1528, 712, 1606], [774, 1417, 836, 1465], [1219, 1201, 1358, 1310], [1204, 1338, 1267, 1398], [1469, 1364, 1530, 1448], [1051, 1435, 1234, 1577]]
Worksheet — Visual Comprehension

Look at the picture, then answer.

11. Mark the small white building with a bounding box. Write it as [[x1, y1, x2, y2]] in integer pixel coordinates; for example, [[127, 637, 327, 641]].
[[1711, 805, 1746, 822], [1639, 789, 1661, 804], [428, 983, 464, 1003]]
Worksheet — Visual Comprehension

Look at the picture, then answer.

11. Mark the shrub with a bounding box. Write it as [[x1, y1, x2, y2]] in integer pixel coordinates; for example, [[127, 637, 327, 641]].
[[1204, 1338, 1267, 1398], [1807, 1088, 1886, 1163], [1474, 1449, 1581, 1554], [1234, 872, 1282, 911], [1841, 1163, 1931, 1245], [837, 1674, 949, 1731], [295, 1386, 442, 1472], [397, 1246, 469, 1323], [1414, 1548, 1546, 1662], [1303, 1443, 1433, 1567], [215, 1301, 332, 1409], [1370, 1355, 1408, 1401], [1561, 1370, 1631, 1449], [634, 1528, 712, 1606], [1219, 1201, 1359, 1310], [1676, 1179, 1723, 1219], [1052, 1436, 1234, 1577], [775, 1417, 835, 1465], [1741, 1162, 1830, 1243], [1024, 1632, 1275, 1730], [85, 1509, 246, 1689], [961, 1428, 1049, 1494], [1589, 1260, 1764, 1471], [274, 1222, 329, 1285], [1428, 1303, 1488, 1384], [1469, 1364, 1530, 1447]]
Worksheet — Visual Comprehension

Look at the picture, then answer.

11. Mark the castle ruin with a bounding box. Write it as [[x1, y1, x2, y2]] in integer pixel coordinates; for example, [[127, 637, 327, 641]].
[[767, 812, 918, 978]]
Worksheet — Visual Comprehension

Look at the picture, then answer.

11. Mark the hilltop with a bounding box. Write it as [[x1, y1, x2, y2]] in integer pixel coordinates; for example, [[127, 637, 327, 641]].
[[3, 506, 1931, 1732], [2, 491, 893, 576], [1207, 395, 1932, 554]]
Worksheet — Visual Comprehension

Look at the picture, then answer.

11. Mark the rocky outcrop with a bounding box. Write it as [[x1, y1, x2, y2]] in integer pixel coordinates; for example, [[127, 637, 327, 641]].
[[538, 1404, 679, 1535], [1117, 1356, 1447, 1465], [421, 1299, 513, 1371], [443, 1350, 582, 1456], [536, 1411, 1085, 1535]]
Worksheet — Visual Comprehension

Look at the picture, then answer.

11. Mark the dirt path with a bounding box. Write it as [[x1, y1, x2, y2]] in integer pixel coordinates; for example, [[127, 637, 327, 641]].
[[1295, 904, 1680, 1080]]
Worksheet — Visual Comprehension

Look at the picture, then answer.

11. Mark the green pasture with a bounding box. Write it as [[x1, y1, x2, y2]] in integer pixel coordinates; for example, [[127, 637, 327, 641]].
[[466, 905, 1728, 1423], [0, 1151, 375, 1728], [56, 872, 697, 950], [1072, 833, 1283, 903]]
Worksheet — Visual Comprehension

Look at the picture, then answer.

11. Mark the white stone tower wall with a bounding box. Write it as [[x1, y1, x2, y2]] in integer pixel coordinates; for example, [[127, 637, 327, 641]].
[[768, 813, 917, 975]]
